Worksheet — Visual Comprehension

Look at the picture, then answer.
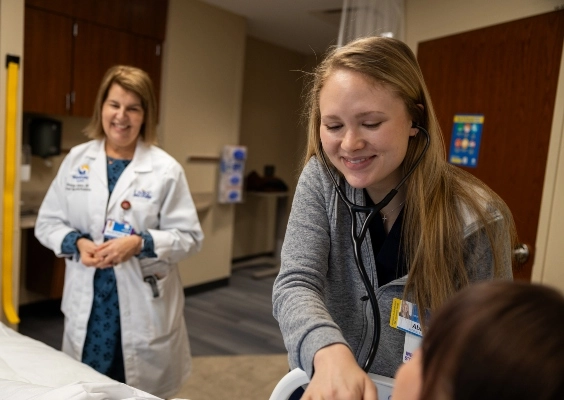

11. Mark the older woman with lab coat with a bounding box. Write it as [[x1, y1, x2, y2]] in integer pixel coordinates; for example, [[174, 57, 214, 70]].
[[35, 65, 203, 398]]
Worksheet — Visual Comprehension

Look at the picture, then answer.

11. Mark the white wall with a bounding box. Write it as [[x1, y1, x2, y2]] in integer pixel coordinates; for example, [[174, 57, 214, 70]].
[[232, 37, 307, 259], [534, 46, 564, 290], [405, 0, 564, 291], [160, 0, 246, 286]]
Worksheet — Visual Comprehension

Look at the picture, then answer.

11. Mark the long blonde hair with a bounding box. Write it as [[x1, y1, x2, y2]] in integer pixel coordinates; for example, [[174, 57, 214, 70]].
[[303, 36, 517, 322]]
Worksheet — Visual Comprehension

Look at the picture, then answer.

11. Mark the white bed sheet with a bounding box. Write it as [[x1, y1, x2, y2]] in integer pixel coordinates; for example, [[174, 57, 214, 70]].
[[0, 322, 166, 400]]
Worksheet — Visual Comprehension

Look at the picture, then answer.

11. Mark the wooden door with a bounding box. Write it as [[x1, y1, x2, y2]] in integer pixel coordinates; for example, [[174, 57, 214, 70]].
[[23, 7, 73, 115], [417, 10, 564, 281]]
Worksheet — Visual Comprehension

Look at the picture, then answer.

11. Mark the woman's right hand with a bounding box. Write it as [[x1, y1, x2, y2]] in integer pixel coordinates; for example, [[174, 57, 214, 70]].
[[76, 238, 103, 266], [303, 343, 378, 400]]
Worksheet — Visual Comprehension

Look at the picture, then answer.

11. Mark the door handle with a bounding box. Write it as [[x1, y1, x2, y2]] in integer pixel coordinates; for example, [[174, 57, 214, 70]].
[[514, 243, 530, 264]]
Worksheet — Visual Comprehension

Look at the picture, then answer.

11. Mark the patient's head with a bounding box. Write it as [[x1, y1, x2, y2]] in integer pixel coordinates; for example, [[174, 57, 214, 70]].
[[393, 281, 564, 400]]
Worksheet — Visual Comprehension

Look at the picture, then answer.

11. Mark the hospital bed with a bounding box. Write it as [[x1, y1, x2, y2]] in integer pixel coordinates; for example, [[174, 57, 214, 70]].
[[0, 322, 182, 400], [269, 367, 395, 400]]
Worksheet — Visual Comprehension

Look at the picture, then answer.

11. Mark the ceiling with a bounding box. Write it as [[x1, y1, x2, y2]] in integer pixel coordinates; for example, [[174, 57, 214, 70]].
[[199, 0, 345, 55]]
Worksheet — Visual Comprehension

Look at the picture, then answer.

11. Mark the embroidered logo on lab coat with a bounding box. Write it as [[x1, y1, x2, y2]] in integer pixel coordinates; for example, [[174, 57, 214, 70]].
[[133, 189, 152, 199], [71, 164, 90, 181], [66, 164, 91, 191]]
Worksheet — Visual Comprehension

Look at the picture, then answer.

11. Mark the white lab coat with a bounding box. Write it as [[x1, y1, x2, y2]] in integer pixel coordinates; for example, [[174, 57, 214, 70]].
[[35, 139, 204, 398]]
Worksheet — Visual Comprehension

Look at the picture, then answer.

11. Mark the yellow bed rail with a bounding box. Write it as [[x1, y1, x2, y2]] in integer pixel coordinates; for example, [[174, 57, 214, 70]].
[[2, 55, 21, 324]]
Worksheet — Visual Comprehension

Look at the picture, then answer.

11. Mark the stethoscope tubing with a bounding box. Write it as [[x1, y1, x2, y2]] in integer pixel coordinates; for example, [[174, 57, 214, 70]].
[[318, 123, 430, 371]]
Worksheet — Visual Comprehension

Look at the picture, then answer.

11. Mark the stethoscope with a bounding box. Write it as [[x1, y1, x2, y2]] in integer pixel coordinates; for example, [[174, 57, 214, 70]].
[[318, 123, 430, 371]]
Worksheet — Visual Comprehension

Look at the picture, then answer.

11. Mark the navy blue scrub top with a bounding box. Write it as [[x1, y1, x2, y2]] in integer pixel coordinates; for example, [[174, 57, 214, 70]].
[[365, 190, 408, 287]]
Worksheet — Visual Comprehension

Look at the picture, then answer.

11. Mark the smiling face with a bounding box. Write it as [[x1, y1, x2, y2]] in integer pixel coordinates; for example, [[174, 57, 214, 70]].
[[102, 83, 145, 156], [319, 69, 418, 200]]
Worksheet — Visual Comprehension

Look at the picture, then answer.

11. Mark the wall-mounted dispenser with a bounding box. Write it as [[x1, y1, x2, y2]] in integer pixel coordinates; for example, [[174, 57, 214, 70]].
[[218, 145, 247, 204], [29, 116, 62, 158]]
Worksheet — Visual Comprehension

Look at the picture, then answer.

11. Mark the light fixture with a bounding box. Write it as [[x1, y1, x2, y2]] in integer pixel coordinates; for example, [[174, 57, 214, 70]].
[[338, 0, 405, 46]]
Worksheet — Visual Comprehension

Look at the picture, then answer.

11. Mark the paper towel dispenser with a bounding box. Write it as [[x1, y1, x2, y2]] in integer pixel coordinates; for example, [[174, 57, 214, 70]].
[[29, 117, 62, 158]]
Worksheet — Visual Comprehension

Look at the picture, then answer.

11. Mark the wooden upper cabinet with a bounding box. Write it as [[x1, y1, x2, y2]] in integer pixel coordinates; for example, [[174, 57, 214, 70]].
[[23, 0, 167, 116], [72, 21, 162, 116], [127, 0, 168, 40], [25, 0, 74, 17], [23, 7, 73, 115], [71, 21, 131, 117], [71, 0, 130, 35], [130, 36, 163, 110], [25, 0, 168, 40]]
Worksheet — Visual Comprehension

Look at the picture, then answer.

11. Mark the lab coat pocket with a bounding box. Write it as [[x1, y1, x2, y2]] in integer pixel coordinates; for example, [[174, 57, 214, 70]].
[[142, 270, 184, 340]]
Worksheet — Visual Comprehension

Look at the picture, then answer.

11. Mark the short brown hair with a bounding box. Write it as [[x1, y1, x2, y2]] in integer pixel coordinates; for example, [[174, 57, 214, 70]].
[[83, 65, 158, 144], [421, 281, 564, 400]]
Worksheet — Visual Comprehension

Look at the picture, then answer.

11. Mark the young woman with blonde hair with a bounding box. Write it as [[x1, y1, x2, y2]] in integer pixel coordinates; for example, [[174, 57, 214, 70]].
[[272, 36, 517, 399]]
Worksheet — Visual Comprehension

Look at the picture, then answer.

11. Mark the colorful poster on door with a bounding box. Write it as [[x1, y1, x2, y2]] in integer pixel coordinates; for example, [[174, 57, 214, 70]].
[[448, 114, 484, 168]]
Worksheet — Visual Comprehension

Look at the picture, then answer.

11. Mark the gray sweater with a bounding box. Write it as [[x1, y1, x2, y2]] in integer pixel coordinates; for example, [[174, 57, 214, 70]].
[[272, 157, 512, 378]]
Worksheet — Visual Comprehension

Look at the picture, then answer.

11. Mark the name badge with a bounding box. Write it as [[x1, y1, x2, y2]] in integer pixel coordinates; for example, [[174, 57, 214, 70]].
[[402, 332, 422, 363], [390, 298, 424, 363], [390, 298, 423, 337], [103, 219, 134, 239]]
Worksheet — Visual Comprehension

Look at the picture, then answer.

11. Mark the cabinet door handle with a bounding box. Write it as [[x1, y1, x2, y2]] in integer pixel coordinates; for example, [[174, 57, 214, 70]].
[[156, 44, 161, 56], [65, 93, 70, 111]]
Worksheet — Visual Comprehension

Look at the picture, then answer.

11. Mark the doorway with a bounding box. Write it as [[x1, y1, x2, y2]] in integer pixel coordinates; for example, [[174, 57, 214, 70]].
[[417, 10, 564, 281]]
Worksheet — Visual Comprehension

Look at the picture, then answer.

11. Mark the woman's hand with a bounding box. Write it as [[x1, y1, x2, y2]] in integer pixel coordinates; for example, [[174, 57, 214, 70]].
[[303, 343, 378, 400], [76, 238, 103, 267], [93, 235, 143, 268]]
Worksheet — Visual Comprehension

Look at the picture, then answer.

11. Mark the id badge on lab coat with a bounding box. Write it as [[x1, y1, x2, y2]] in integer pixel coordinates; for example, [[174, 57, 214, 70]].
[[103, 219, 134, 239]]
